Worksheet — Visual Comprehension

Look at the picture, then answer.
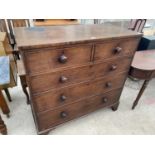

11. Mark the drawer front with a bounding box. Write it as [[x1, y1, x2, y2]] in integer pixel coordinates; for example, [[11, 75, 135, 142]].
[[33, 72, 127, 113], [25, 44, 92, 75], [29, 57, 131, 94], [37, 88, 122, 131], [94, 38, 140, 61]]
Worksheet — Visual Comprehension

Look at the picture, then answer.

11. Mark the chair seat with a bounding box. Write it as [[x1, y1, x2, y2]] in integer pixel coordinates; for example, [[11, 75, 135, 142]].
[[0, 56, 10, 85]]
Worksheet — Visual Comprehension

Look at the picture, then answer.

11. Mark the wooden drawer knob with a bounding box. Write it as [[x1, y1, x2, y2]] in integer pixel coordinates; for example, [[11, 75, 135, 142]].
[[110, 64, 117, 71], [60, 111, 68, 118], [60, 95, 67, 101], [114, 47, 122, 54], [58, 54, 67, 63], [106, 82, 112, 88], [102, 97, 108, 103], [60, 76, 68, 83]]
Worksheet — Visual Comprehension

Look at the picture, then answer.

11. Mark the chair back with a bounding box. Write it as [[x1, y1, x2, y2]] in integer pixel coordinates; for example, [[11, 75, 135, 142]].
[[11, 19, 30, 27], [0, 19, 8, 32], [128, 19, 147, 33], [7, 19, 30, 45], [0, 19, 12, 45]]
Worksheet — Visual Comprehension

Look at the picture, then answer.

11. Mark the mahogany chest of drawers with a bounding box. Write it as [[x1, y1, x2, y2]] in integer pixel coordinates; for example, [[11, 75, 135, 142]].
[[15, 24, 142, 134]]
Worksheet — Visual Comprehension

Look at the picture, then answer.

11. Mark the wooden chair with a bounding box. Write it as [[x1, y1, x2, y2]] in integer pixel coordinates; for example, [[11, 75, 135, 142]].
[[0, 21, 30, 104], [7, 19, 30, 44], [7, 19, 30, 60], [0, 33, 17, 103], [0, 19, 14, 45], [0, 19, 19, 60], [0, 54, 17, 102], [11, 19, 30, 27], [0, 57, 10, 132]]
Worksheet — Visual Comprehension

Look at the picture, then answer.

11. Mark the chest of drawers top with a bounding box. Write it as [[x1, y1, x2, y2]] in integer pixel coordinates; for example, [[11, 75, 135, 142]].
[[15, 24, 141, 50]]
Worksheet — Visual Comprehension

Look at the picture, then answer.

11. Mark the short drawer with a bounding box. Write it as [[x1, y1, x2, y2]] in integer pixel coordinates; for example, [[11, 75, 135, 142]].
[[32, 72, 127, 113], [94, 38, 140, 61], [37, 88, 122, 132], [24, 44, 92, 75], [29, 57, 131, 94]]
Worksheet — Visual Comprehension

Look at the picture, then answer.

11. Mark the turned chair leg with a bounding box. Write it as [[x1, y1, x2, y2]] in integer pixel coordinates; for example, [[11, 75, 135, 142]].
[[0, 114, 7, 135], [132, 80, 150, 110], [4, 88, 12, 102], [13, 50, 20, 60], [20, 76, 30, 104], [0, 91, 10, 117]]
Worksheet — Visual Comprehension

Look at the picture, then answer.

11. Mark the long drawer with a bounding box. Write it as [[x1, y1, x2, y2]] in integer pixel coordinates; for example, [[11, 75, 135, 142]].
[[24, 44, 92, 75], [29, 57, 132, 94], [32, 72, 127, 113], [37, 88, 122, 132]]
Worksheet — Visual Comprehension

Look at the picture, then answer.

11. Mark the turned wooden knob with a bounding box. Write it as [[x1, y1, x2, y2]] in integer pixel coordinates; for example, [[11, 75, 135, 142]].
[[111, 64, 117, 71], [106, 82, 112, 88], [60, 111, 68, 118], [102, 97, 108, 103], [60, 76, 68, 83], [60, 95, 67, 101], [58, 54, 67, 63], [114, 47, 122, 54]]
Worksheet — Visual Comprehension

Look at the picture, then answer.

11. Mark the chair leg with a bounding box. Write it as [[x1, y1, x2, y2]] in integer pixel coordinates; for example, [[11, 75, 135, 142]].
[[15, 52, 20, 60], [0, 91, 10, 117], [132, 80, 150, 110], [0, 114, 7, 135], [4, 88, 12, 102], [12, 50, 20, 60], [20, 76, 30, 104]]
